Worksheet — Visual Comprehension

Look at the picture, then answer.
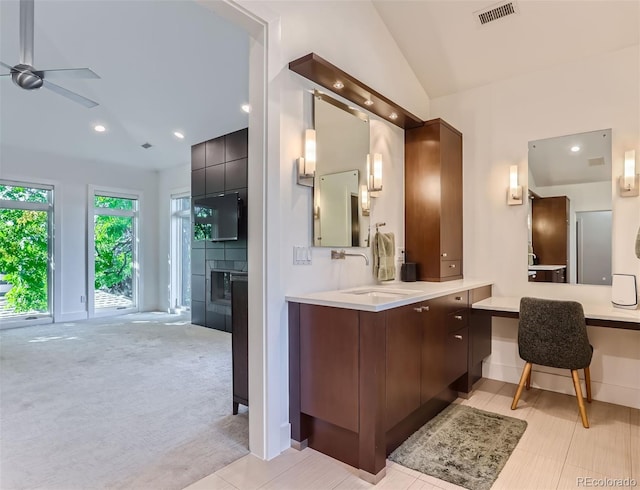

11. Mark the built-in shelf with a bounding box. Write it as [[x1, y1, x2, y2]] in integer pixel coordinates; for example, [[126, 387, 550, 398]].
[[288, 53, 423, 130]]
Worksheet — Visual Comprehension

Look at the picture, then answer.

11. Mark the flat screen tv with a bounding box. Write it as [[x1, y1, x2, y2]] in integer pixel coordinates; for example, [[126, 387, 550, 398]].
[[193, 193, 240, 241]]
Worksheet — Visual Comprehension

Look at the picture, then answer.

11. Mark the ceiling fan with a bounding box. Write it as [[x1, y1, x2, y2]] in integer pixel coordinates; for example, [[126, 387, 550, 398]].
[[0, 0, 100, 108]]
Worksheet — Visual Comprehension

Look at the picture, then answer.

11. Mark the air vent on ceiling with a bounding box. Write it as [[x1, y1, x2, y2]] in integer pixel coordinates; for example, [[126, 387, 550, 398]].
[[141, 142, 152, 149], [474, 1, 519, 26], [588, 157, 605, 167]]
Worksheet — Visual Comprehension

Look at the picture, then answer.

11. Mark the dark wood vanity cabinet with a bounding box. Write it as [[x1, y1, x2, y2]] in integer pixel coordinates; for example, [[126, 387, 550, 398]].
[[288, 285, 491, 479], [405, 119, 463, 282], [531, 196, 569, 271]]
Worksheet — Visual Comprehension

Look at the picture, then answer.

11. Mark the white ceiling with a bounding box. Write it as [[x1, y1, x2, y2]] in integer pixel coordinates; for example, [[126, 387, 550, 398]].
[[0, 0, 249, 171], [528, 129, 611, 187], [2, 1, 638, 173], [373, 0, 640, 98]]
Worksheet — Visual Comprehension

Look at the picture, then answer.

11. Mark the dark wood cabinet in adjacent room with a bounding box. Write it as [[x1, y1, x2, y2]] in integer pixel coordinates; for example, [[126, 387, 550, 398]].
[[405, 119, 463, 282], [231, 274, 248, 414], [531, 196, 569, 280]]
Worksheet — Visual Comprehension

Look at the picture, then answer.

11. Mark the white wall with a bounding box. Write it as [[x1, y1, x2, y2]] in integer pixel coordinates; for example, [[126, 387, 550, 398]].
[[430, 44, 640, 408], [0, 146, 161, 321]]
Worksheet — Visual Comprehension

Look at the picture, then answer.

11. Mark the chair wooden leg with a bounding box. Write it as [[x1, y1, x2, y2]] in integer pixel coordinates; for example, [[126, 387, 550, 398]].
[[571, 369, 590, 428], [511, 362, 532, 410], [525, 368, 531, 390], [584, 366, 592, 403]]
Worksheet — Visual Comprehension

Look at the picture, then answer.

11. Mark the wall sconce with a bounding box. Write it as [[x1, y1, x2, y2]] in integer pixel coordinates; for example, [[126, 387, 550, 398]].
[[507, 165, 523, 205], [297, 129, 316, 187], [360, 184, 370, 216], [367, 153, 383, 192], [620, 150, 639, 197]]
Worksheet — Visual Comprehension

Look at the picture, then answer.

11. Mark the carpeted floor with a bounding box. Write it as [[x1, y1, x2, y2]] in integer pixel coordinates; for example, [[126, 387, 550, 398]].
[[389, 404, 527, 490], [0, 312, 249, 490]]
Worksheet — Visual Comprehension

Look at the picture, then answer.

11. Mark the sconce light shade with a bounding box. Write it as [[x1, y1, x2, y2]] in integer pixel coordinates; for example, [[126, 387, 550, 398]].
[[620, 150, 639, 197], [360, 184, 370, 216], [507, 165, 523, 205], [297, 129, 317, 187], [367, 153, 383, 192]]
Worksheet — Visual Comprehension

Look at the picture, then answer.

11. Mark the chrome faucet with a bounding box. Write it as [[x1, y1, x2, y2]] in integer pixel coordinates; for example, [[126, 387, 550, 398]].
[[331, 249, 370, 266]]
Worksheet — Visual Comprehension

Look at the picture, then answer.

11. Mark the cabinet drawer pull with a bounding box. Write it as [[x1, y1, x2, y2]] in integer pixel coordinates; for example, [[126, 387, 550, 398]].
[[413, 307, 423, 313], [454, 335, 463, 340], [455, 296, 462, 301], [449, 264, 456, 269], [454, 315, 463, 320], [442, 252, 447, 257], [422, 305, 430, 312]]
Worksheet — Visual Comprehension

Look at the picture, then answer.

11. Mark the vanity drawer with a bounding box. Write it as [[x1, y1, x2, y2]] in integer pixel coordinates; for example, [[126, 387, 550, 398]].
[[441, 260, 462, 278], [446, 326, 468, 385], [439, 290, 469, 315], [445, 310, 468, 332]]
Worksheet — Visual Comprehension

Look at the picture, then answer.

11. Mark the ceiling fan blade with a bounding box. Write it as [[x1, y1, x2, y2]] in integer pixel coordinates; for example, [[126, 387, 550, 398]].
[[19, 0, 35, 66], [42, 80, 99, 108], [0, 61, 14, 75], [38, 68, 101, 80]]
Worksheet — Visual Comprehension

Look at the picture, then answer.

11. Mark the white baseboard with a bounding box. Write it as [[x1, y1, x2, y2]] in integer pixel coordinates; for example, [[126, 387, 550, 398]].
[[483, 361, 640, 410], [56, 311, 88, 323]]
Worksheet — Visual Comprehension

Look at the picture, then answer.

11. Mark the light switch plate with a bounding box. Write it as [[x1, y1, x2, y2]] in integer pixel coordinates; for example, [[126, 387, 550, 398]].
[[293, 246, 312, 265]]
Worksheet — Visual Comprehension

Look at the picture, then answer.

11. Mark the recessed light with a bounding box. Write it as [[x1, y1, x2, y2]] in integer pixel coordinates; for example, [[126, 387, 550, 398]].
[[174, 131, 185, 139], [94, 124, 106, 133], [241, 104, 251, 113], [389, 112, 398, 120], [364, 99, 374, 106], [571, 146, 580, 152], [333, 81, 344, 89]]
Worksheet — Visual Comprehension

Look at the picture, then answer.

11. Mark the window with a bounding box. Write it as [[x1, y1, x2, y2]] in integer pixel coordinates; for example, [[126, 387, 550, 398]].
[[171, 195, 191, 310], [90, 191, 139, 315], [0, 181, 54, 324]]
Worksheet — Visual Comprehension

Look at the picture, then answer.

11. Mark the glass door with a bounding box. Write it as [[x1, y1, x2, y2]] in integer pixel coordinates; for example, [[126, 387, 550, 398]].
[[171, 195, 191, 311]]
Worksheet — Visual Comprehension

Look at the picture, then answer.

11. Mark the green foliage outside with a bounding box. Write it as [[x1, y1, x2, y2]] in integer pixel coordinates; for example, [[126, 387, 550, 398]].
[[0, 188, 136, 313], [0, 185, 49, 313]]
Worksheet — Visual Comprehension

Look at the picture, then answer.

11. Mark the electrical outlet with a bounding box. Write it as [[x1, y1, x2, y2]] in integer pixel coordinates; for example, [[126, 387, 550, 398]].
[[396, 247, 405, 261]]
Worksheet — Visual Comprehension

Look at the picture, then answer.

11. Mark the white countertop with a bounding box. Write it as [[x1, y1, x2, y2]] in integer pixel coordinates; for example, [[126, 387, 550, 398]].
[[285, 279, 493, 312], [472, 296, 640, 324], [528, 265, 567, 271]]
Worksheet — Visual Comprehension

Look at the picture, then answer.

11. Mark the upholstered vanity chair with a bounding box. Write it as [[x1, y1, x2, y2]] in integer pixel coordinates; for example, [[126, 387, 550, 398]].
[[511, 297, 593, 428]]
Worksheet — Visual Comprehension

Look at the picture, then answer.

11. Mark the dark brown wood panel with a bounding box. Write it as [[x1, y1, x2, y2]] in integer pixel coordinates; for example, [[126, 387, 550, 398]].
[[385, 305, 422, 430], [420, 299, 446, 404], [439, 124, 463, 262], [299, 305, 360, 432], [232, 278, 248, 414], [532, 196, 569, 268], [307, 417, 359, 469], [445, 326, 469, 385], [470, 286, 492, 304], [288, 53, 423, 129], [359, 311, 387, 476], [288, 302, 309, 443]]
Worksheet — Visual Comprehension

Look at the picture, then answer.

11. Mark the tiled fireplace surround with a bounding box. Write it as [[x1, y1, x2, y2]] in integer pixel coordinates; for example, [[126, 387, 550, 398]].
[[190, 128, 248, 331]]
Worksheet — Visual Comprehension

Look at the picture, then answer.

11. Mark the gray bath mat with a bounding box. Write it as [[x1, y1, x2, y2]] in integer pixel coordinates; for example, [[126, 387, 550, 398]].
[[389, 404, 526, 490]]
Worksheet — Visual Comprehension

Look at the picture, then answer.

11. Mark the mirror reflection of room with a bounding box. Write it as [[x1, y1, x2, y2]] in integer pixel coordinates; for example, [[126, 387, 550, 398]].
[[313, 92, 370, 248], [527, 129, 612, 285]]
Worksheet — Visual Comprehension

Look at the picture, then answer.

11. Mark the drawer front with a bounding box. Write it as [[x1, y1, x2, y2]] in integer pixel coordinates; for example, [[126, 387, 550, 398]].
[[441, 260, 462, 278], [445, 310, 468, 332], [445, 326, 469, 385], [439, 290, 469, 315]]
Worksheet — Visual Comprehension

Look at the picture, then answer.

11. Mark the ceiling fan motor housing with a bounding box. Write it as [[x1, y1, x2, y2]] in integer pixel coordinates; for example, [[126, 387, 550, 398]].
[[11, 63, 43, 90]]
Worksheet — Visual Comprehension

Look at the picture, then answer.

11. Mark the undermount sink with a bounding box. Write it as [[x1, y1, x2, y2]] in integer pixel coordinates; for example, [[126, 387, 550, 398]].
[[342, 288, 423, 298]]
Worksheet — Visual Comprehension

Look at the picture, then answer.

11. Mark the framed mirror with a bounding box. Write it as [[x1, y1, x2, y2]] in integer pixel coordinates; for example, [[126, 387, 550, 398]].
[[527, 128, 612, 285], [312, 91, 370, 247]]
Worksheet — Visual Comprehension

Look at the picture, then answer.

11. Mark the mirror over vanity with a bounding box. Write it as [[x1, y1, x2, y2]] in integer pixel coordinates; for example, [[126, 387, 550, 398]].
[[527, 128, 612, 285], [313, 92, 370, 248]]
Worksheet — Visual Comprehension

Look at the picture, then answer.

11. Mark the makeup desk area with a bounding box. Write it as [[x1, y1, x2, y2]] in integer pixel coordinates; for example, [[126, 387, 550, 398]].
[[472, 296, 640, 330]]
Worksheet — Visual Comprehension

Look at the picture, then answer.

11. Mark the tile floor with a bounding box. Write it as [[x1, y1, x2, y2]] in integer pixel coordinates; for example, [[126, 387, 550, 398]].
[[185, 379, 640, 490]]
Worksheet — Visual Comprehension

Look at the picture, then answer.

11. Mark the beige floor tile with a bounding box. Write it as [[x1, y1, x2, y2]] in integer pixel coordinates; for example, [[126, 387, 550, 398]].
[[491, 447, 563, 490], [482, 382, 542, 421], [184, 474, 238, 490], [386, 461, 424, 480], [417, 473, 467, 490], [515, 390, 578, 459], [407, 479, 444, 490], [214, 448, 312, 490], [631, 409, 639, 479], [457, 379, 506, 410], [557, 464, 627, 490], [565, 400, 632, 477], [259, 449, 352, 489], [373, 468, 418, 489]]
